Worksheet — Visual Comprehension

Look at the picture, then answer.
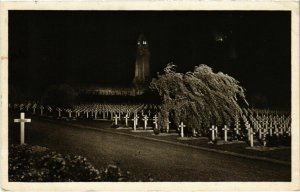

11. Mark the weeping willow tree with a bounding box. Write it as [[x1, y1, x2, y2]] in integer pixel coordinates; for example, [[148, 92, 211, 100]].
[[150, 64, 248, 134]]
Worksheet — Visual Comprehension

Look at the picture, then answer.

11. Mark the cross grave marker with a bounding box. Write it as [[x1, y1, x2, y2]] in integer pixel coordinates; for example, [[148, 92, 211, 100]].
[[57, 108, 62, 117], [179, 122, 186, 138], [261, 129, 268, 147], [286, 127, 291, 136], [166, 119, 171, 133], [113, 114, 120, 125], [32, 104, 37, 114], [210, 125, 217, 141], [143, 115, 149, 130], [40, 105, 44, 116], [132, 115, 139, 131], [274, 128, 280, 137], [153, 115, 158, 129], [249, 128, 255, 147], [14, 112, 31, 145], [222, 125, 230, 142], [124, 113, 130, 127]]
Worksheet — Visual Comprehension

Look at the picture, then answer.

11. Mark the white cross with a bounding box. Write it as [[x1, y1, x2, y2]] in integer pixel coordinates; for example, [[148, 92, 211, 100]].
[[26, 104, 30, 111], [13, 104, 18, 109], [113, 114, 120, 125], [210, 125, 217, 141], [94, 110, 98, 119], [263, 120, 268, 129], [32, 104, 37, 114], [234, 120, 241, 135], [143, 115, 149, 129], [57, 108, 62, 117], [253, 122, 258, 132], [77, 111, 81, 118], [153, 115, 158, 129], [274, 128, 280, 137], [282, 123, 287, 132], [286, 127, 291, 136], [192, 128, 197, 137], [279, 126, 284, 135], [14, 112, 31, 145], [66, 109, 72, 118], [257, 125, 263, 139], [222, 125, 230, 142], [179, 122, 186, 138], [132, 115, 139, 131], [268, 126, 273, 136], [249, 128, 255, 147], [245, 123, 251, 141], [261, 129, 268, 147], [19, 104, 24, 111], [40, 106, 44, 116], [215, 126, 219, 137], [47, 106, 52, 113], [124, 114, 129, 127], [166, 119, 171, 133]]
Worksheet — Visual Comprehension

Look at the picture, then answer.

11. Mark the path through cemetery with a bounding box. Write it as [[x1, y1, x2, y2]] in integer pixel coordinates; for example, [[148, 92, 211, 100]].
[[12, 118, 291, 181]]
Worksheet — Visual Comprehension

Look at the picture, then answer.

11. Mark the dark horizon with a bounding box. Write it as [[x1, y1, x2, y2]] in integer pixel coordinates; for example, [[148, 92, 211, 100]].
[[9, 10, 291, 109]]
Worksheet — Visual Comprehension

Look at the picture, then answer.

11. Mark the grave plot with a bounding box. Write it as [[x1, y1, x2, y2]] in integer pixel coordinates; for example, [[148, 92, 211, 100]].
[[9, 102, 291, 150]]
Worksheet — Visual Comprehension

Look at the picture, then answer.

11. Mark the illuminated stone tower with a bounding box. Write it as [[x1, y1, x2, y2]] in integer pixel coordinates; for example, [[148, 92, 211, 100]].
[[133, 34, 150, 86]]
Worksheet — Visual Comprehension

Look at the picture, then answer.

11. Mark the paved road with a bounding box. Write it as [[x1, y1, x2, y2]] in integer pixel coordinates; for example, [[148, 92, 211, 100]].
[[10, 118, 291, 181]]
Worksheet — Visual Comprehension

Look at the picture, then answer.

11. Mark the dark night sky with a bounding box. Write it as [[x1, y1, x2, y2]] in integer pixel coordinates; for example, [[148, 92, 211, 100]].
[[9, 11, 291, 108]]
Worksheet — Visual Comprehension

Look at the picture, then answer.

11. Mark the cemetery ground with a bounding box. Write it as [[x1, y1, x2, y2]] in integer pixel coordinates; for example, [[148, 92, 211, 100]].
[[9, 116, 291, 181]]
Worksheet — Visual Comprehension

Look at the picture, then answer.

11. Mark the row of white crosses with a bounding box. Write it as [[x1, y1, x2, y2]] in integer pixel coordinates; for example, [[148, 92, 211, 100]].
[[113, 113, 159, 131], [11, 102, 57, 117], [241, 108, 292, 146], [72, 103, 149, 120], [208, 125, 225, 140], [10, 102, 161, 121], [62, 103, 160, 130], [72, 103, 160, 123], [208, 123, 256, 147], [242, 114, 268, 146], [248, 113, 291, 138]]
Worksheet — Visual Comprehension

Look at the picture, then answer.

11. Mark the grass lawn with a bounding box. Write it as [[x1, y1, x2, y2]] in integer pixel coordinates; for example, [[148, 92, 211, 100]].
[[46, 118, 291, 163]]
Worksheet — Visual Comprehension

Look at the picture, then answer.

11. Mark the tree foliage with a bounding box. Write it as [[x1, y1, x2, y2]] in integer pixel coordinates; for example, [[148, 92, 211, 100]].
[[150, 64, 248, 133]]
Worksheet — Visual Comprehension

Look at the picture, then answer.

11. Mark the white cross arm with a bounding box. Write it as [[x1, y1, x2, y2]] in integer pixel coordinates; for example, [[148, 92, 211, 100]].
[[14, 113, 31, 123], [14, 119, 31, 123]]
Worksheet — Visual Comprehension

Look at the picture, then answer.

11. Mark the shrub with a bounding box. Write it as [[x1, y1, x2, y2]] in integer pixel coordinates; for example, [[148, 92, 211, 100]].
[[9, 144, 138, 182], [153, 128, 160, 135]]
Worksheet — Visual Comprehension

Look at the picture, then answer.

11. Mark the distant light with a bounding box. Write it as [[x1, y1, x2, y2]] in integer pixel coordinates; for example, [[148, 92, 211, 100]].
[[215, 36, 224, 42]]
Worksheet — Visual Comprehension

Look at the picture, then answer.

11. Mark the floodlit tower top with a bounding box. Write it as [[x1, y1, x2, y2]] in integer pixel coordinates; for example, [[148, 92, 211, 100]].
[[133, 34, 150, 87]]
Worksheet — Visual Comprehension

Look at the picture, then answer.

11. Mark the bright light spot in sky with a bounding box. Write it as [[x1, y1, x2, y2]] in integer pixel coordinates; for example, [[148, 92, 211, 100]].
[[214, 32, 227, 43], [215, 36, 224, 42]]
